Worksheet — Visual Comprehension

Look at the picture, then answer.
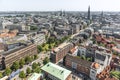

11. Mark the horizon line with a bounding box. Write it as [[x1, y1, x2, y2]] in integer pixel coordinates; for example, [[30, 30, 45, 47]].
[[0, 10, 120, 12]]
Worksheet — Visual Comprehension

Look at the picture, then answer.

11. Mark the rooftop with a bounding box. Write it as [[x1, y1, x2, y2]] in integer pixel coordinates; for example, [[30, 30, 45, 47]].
[[54, 42, 72, 52], [112, 47, 120, 53], [28, 73, 42, 80], [65, 54, 92, 68], [41, 62, 71, 80]]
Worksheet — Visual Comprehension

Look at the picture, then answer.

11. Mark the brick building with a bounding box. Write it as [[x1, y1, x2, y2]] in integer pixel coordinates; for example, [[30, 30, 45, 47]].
[[65, 54, 92, 76]]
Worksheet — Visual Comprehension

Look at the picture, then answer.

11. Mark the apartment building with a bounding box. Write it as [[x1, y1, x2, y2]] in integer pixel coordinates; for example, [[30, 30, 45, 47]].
[[65, 54, 92, 76], [0, 43, 38, 69], [50, 42, 74, 63]]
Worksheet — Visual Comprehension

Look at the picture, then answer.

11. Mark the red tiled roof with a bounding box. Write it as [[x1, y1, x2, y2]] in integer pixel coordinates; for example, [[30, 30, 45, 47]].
[[70, 48, 76, 54], [92, 62, 100, 69]]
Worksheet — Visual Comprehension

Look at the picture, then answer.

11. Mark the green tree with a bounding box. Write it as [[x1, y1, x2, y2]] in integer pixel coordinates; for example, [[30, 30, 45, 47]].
[[34, 54, 38, 60], [30, 26, 38, 30], [31, 56, 34, 61], [4, 67, 12, 76], [32, 62, 41, 73], [42, 43, 46, 47], [87, 57, 92, 61], [33, 67, 41, 73], [43, 57, 50, 65], [11, 61, 20, 71], [37, 45, 43, 53], [38, 62, 41, 66], [0, 72, 3, 78], [19, 71, 26, 79], [81, 56, 86, 60], [32, 62, 38, 70], [26, 67, 31, 75], [48, 44, 52, 49], [25, 56, 32, 64], [19, 59, 25, 68]]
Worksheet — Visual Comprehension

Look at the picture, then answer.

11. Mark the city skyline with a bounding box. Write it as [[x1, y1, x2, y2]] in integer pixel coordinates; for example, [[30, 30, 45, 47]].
[[0, 0, 120, 11]]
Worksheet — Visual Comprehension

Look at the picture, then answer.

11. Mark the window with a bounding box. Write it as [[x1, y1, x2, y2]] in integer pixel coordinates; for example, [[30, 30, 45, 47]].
[[72, 62, 77, 69], [91, 71, 94, 74]]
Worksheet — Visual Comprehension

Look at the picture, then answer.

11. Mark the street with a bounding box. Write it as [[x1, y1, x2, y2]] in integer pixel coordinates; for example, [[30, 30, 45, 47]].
[[11, 52, 50, 80]]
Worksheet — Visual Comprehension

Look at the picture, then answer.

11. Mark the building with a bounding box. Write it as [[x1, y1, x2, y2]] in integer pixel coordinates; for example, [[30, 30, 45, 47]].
[[90, 62, 103, 80], [41, 62, 72, 80], [0, 43, 38, 69], [77, 46, 86, 56], [88, 6, 90, 20], [4, 24, 22, 32], [28, 73, 43, 80], [95, 50, 112, 70], [65, 54, 92, 76], [0, 43, 7, 52], [32, 33, 46, 45], [64, 45, 112, 80], [0, 30, 18, 39], [50, 42, 74, 63]]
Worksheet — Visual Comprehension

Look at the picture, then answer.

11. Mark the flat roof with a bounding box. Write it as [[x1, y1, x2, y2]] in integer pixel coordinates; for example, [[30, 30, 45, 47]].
[[54, 42, 71, 52], [28, 73, 42, 80], [41, 62, 71, 80]]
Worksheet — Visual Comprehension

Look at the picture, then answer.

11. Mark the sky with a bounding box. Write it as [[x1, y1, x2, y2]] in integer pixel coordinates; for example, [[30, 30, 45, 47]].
[[0, 0, 120, 11]]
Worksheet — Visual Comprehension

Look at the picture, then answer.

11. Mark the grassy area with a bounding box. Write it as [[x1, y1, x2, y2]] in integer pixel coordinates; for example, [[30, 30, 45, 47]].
[[37, 36, 71, 52]]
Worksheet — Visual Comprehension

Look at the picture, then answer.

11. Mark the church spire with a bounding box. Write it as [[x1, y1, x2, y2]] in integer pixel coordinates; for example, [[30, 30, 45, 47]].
[[88, 6, 90, 20]]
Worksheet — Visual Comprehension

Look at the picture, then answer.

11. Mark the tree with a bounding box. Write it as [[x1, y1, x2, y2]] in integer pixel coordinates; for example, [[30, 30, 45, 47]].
[[81, 56, 86, 60], [30, 26, 38, 30], [34, 54, 38, 60], [48, 44, 52, 49], [26, 67, 31, 75], [25, 56, 32, 64], [87, 57, 92, 61], [37, 45, 43, 53], [19, 59, 25, 68], [42, 43, 46, 47], [31, 56, 34, 61], [11, 61, 20, 71], [4, 67, 12, 76], [43, 57, 50, 65], [19, 71, 26, 79], [32, 62, 41, 73], [33, 67, 41, 73], [38, 62, 41, 66], [0, 72, 3, 78], [32, 62, 38, 70]]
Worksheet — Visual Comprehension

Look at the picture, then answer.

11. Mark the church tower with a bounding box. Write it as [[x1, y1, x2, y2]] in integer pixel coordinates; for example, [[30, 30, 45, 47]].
[[88, 6, 90, 20]]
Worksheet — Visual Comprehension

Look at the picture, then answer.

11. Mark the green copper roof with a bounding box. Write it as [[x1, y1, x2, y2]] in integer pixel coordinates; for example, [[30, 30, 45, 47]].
[[41, 62, 71, 80], [28, 73, 42, 80]]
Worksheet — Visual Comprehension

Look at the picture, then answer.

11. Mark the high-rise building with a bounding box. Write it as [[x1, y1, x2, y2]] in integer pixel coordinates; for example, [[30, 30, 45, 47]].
[[88, 6, 90, 20]]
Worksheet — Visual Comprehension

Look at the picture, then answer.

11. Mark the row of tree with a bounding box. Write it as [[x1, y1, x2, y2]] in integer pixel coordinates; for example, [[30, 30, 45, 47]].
[[19, 62, 41, 79], [37, 36, 71, 53], [0, 54, 38, 78], [19, 56, 50, 79]]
